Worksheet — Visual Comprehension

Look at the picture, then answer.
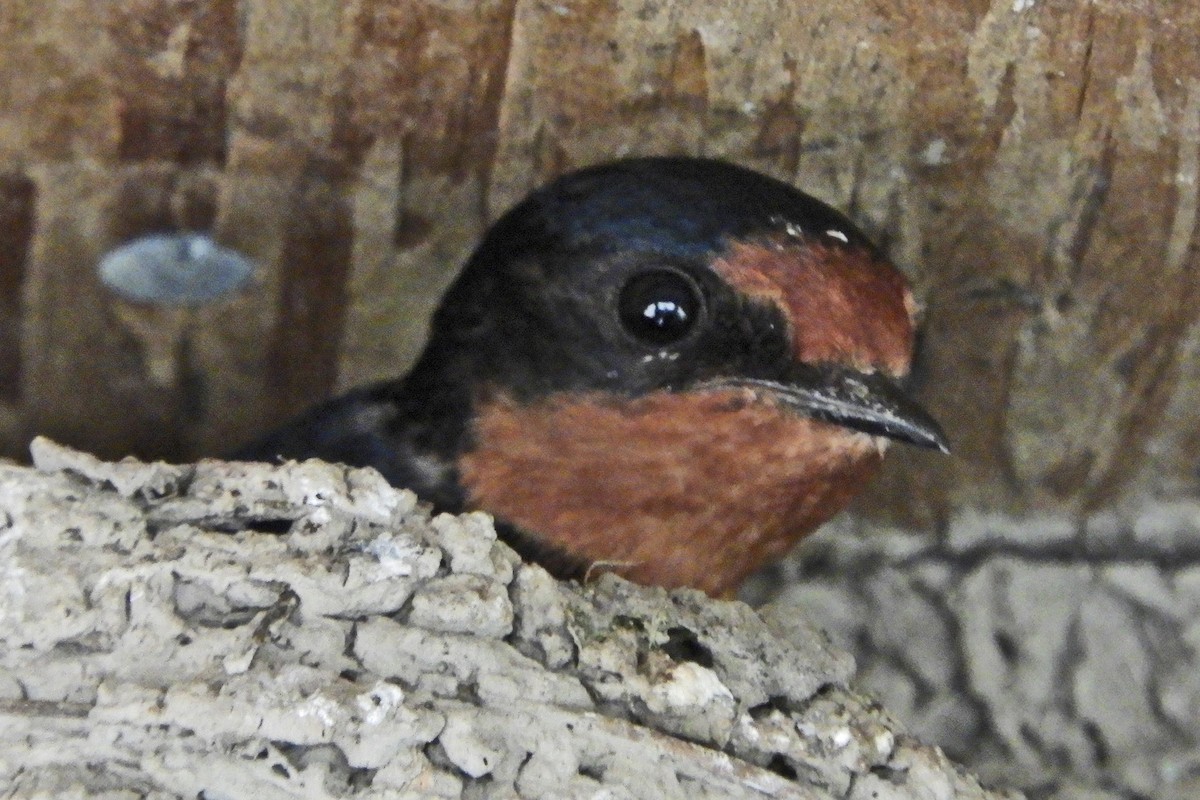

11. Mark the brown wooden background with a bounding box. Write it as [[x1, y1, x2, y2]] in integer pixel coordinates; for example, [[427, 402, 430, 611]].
[[2, 0, 1198, 527]]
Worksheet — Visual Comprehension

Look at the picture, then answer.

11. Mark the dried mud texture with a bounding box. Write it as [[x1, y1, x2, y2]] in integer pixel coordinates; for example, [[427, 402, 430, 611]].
[[751, 509, 1200, 800], [0, 439, 1013, 800]]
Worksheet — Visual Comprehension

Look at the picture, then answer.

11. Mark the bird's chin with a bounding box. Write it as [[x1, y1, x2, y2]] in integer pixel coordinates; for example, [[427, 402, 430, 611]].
[[810, 424, 893, 463], [686, 381, 891, 459], [850, 431, 892, 457], [459, 388, 891, 594]]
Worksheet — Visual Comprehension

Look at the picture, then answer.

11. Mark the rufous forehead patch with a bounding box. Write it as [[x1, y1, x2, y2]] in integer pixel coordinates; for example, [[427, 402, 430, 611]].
[[710, 239, 916, 376]]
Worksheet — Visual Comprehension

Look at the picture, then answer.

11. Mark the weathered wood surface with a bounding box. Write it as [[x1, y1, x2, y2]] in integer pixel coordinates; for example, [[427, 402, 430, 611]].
[[1, 0, 1199, 525]]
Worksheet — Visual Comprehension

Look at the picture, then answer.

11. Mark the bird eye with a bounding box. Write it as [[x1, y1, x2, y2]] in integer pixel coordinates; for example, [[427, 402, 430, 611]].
[[618, 269, 702, 345]]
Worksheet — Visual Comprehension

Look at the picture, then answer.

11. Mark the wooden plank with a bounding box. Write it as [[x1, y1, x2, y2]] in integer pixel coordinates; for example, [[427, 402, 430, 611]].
[[0, 0, 1197, 520]]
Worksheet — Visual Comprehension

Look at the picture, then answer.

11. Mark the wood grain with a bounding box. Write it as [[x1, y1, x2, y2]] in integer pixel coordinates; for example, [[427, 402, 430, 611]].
[[1, 0, 1198, 526]]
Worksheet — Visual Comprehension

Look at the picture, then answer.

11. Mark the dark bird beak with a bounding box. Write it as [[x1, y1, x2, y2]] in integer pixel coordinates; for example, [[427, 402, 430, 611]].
[[703, 364, 950, 452]]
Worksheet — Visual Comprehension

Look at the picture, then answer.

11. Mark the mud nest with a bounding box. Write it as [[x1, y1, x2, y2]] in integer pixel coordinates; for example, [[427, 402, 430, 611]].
[[0, 439, 1016, 799]]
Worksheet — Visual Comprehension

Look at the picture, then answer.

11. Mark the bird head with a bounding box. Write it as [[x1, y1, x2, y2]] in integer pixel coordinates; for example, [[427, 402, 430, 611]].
[[410, 156, 946, 593]]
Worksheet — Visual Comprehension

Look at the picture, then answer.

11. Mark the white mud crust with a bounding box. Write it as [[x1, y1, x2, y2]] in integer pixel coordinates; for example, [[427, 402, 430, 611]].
[[0, 439, 1016, 800], [748, 510, 1200, 800]]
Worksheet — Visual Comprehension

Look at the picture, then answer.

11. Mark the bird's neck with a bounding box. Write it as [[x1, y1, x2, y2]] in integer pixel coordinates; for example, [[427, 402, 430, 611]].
[[457, 388, 884, 595]]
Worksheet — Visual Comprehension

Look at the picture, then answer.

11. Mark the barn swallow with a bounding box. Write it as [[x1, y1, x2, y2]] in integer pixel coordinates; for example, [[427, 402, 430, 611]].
[[235, 157, 947, 596]]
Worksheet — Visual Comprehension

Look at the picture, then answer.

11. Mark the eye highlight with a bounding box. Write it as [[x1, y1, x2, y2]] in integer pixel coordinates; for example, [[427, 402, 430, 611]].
[[618, 269, 703, 346]]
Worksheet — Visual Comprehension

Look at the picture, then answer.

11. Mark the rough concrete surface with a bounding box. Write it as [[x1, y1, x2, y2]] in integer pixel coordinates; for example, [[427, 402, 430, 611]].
[[750, 508, 1200, 800], [0, 440, 1013, 800]]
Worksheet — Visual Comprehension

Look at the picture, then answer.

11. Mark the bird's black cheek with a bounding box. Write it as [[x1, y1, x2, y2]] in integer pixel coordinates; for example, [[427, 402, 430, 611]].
[[587, 305, 795, 396], [675, 299, 794, 387], [566, 346, 685, 395], [625, 350, 699, 393]]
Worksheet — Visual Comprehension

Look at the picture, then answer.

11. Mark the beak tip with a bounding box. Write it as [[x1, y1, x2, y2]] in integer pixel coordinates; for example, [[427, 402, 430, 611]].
[[911, 420, 950, 454]]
